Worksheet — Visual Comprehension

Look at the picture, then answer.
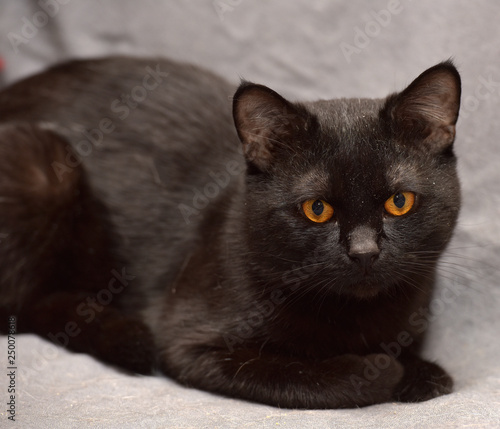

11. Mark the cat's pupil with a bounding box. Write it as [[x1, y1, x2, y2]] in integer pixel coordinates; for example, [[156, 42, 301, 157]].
[[394, 193, 406, 209], [312, 200, 324, 216]]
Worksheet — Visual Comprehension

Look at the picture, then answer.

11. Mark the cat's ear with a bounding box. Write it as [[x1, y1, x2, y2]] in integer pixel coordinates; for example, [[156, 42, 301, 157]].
[[233, 82, 308, 172], [382, 61, 461, 153]]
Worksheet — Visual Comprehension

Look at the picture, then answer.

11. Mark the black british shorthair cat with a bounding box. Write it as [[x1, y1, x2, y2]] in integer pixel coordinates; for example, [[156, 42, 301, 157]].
[[0, 57, 461, 408]]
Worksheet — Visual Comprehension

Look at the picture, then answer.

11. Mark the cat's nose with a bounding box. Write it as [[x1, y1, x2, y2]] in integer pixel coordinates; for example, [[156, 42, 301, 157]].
[[348, 225, 380, 274], [348, 250, 379, 274]]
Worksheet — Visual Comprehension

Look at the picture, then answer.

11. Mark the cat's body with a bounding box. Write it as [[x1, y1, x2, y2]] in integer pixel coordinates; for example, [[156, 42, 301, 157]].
[[0, 57, 461, 408]]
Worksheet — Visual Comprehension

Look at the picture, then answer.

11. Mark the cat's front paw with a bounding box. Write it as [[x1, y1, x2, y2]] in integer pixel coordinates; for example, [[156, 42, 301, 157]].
[[393, 358, 453, 402]]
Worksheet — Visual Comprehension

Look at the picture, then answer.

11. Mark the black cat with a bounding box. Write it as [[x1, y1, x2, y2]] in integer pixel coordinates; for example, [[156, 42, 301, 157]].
[[0, 57, 461, 408]]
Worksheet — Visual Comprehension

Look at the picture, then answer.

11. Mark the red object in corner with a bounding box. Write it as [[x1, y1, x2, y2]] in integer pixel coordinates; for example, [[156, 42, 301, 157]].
[[0, 58, 6, 86]]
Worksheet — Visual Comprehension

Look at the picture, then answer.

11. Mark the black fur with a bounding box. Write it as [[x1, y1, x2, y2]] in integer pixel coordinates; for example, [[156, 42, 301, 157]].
[[0, 57, 461, 408]]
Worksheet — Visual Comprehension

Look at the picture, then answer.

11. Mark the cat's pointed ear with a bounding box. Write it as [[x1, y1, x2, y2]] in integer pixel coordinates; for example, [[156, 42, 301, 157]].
[[233, 82, 308, 172], [382, 61, 461, 153]]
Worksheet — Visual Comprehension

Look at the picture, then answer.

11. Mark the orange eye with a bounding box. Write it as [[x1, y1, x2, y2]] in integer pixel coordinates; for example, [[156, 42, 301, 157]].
[[384, 192, 415, 216], [302, 199, 334, 223]]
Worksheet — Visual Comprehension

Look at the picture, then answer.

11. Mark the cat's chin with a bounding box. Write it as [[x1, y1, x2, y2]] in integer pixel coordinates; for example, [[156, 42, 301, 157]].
[[340, 281, 386, 300]]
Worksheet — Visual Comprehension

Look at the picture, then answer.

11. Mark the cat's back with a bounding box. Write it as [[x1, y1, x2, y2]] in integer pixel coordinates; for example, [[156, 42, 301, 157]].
[[0, 56, 240, 178], [0, 56, 235, 126], [0, 57, 244, 290]]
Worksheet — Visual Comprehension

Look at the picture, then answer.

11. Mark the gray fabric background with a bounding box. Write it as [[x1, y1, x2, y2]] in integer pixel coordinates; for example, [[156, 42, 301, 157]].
[[0, 1, 499, 427]]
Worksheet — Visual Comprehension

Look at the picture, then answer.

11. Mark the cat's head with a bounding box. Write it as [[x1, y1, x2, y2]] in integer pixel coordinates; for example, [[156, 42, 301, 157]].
[[233, 61, 461, 299]]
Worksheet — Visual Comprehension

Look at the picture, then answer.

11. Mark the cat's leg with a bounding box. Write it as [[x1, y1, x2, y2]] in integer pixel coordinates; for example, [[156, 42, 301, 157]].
[[0, 123, 82, 315], [26, 290, 158, 374], [163, 346, 404, 408], [0, 123, 156, 374], [392, 354, 453, 402]]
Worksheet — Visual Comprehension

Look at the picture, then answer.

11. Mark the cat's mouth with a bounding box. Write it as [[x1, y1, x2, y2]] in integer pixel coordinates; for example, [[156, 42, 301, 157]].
[[343, 281, 384, 300], [334, 261, 393, 299]]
